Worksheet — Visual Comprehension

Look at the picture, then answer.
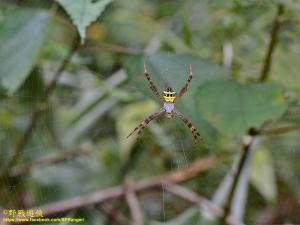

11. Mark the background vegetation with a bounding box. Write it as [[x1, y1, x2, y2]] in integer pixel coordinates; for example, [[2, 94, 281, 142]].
[[0, 0, 300, 224]]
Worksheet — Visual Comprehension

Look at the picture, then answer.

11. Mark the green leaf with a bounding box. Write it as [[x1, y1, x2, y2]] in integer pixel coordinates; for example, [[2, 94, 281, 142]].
[[0, 9, 49, 93], [123, 53, 229, 100], [197, 79, 287, 135], [123, 53, 229, 148], [250, 147, 277, 202], [57, 0, 112, 43]]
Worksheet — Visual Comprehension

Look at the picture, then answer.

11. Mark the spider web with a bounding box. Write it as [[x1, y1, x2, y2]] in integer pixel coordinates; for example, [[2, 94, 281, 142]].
[[158, 59, 191, 224], [4, 1, 297, 225], [0, 3, 195, 224]]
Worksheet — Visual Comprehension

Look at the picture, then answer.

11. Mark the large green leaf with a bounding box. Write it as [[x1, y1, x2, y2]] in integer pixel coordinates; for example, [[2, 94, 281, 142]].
[[197, 79, 288, 135], [124, 53, 228, 95], [123, 53, 229, 148], [0, 9, 49, 93], [57, 0, 112, 43]]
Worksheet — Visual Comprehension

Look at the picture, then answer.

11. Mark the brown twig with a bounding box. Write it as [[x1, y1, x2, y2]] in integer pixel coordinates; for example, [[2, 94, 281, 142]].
[[85, 42, 141, 55], [98, 202, 130, 225], [9, 145, 91, 177], [259, 4, 285, 82], [125, 180, 143, 225], [259, 126, 300, 136], [32, 155, 219, 217], [282, 18, 300, 25], [219, 4, 286, 225], [5, 35, 80, 170], [166, 185, 244, 225], [219, 132, 255, 225]]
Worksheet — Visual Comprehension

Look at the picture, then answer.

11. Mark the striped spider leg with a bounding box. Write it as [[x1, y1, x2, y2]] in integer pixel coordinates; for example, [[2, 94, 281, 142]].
[[144, 63, 165, 103], [126, 108, 165, 138], [127, 63, 202, 145], [174, 64, 192, 103], [173, 109, 202, 146]]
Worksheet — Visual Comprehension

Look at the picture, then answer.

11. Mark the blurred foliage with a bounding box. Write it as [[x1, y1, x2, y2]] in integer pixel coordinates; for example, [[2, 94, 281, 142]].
[[0, 0, 300, 224]]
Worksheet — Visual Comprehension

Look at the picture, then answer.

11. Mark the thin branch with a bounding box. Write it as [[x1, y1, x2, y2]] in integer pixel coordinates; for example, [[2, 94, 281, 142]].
[[125, 180, 143, 225], [219, 132, 256, 225], [5, 35, 80, 170], [219, 4, 286, 225], [85, 42, 141, 55], [259, 4, 285, 82], [32, 155, 219, 217], [282, 18, 300, 25], [166, 185, 244, 225], [259, 126, 300, 136], [9, 145, 91, 177], [222, 41, 233, 69], [98, 202, 130, 225], [101, 197, 126, 225]]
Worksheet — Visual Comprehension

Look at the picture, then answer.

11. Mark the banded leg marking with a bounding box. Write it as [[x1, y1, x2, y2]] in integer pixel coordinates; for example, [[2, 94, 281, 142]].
[[144, 63, 164, 102], [174, 65, 192, 102], [126, 108, 165, 138], [173, 109, 202, 145]]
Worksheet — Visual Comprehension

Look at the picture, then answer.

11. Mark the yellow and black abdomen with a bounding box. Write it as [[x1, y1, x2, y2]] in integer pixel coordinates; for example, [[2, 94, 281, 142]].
[[163, 88, 176, 102]]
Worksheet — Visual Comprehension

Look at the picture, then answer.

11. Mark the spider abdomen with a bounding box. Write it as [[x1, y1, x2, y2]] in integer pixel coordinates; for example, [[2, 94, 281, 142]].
[[164, 102, 174, 113], [127, 64, 201, 145]]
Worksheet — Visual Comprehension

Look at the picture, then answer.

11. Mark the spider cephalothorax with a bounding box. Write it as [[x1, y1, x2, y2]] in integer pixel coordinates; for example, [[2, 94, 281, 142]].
[[127, 63, 202, 145]]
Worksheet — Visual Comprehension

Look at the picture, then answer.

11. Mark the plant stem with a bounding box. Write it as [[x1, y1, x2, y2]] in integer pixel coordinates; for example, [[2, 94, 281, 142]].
[[9, 145, 91, 177], [166, 184, 244, 225], [219, 131, 254, 225], [6, 35, 80, 169], [259, 4, 285, 82], [260, 126, 300, 136], [0, 35, 80, 206], [98, 202, 130, 225], [220, 4, 285, 224], [31, 155, 219, 217], [125, 179, 143, 225]]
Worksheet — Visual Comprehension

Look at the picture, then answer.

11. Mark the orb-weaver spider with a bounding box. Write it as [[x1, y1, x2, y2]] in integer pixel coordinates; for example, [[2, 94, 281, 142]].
[[127, 63, 202, 145]]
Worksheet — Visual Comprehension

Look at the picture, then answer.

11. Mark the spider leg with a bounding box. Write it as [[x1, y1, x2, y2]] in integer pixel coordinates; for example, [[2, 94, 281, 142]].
[[174, 65, 192, 102], [173, 109, 202, 146], [144, 63, 164, 103], [126, 108, 165, 138]]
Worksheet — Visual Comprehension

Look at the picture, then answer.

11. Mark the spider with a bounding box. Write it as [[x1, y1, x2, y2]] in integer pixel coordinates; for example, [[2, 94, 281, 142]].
[[126, 63, 202, 145]]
